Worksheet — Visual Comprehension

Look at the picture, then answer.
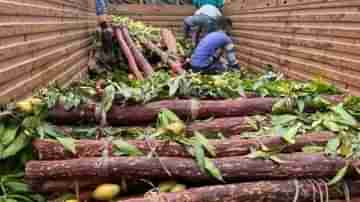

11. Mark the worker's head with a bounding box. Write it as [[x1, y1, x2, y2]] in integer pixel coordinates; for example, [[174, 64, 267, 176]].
[[216, 16, 233, 33]]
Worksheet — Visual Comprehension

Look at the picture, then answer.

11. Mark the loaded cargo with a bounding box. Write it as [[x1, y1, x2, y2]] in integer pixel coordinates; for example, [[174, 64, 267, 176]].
[[1, 1, 360, 202]]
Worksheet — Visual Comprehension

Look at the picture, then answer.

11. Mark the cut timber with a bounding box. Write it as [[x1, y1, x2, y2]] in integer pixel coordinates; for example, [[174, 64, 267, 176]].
[[114, 27, 144, 80], [142, 40, 185, 74], [118, 180, 360, 202], [47, 95, 346, 126], [121, 26, 154, 77], [160, 28, 177, 54], [186, 116, 260, 136], [26, 153, 347, 182], [32, 132, 335, 160], [47, 98, 276, 125]]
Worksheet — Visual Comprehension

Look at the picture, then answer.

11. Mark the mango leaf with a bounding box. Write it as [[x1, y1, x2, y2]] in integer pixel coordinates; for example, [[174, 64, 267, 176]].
[[204, 157, 224, 182], [102, 85, 116, 112], [5, 181, 31, 193], [323, 120, 341, 132], [328, 164, 348, 186], [332, 104, 357, 127], [194, 143, 206, 173], [43, 124, 63, 138], [302, 146, 324, 153], [194, 132, 216, 157], [112, 139, 143, 156], [269, 155, 285, 164], [6, 194, 34, 202], [281, 123, 301, 144], [3, 198, 17, 202], [339, 136, 353, 158], [168, 77, 181, 97], [1, 125, 18, 147], [325, 138, 340, 156], [271, 115, 298, 126], [29, 194, 46, 202], [297, 99, 305, 113], [1, 132, 29, 160], [56, 137, 76, 154]]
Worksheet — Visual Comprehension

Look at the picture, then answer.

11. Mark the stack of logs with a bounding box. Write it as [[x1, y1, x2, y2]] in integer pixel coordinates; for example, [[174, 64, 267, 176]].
[[26, 94, 360, 202], [114, 24, 185, 79]]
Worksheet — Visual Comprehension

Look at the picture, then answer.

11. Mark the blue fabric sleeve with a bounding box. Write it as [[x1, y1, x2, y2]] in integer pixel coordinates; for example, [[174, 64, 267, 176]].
[[96, 0, 106, 16]]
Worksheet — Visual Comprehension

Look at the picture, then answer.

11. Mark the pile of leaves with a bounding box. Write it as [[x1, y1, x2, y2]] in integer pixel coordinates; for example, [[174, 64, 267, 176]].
[[1, 17, 360, 201]]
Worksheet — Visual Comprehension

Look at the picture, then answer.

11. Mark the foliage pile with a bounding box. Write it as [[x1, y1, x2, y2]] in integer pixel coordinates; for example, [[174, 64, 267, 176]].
[[1, 18, 360, 202]]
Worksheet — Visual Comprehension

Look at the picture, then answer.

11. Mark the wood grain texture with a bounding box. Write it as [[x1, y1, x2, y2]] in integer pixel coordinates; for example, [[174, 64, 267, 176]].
[[224, 0, 360, 95], [0, 0, 96, 104]]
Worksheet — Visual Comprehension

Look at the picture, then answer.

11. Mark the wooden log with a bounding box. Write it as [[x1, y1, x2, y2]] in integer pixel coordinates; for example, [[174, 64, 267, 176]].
[[160, 28, 177, 55], [121, 26, 154, 77], [186, 116, 259, 136], [47, 98, 276, 125], [114, 27, 144, 80], [32, 131, 335, 160], [118, 180, 360, 202], [47, 95, 345, 126], [26, 153, 347, 182]]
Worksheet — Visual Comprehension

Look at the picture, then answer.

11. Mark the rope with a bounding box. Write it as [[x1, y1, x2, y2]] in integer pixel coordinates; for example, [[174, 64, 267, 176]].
[[190, 99, 200, 120]]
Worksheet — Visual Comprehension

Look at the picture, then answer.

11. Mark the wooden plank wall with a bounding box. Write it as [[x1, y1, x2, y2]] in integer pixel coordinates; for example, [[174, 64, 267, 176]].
[[0, 0, 96, 104], [109, 5, 195, 35], [226, 0, 360, 95]]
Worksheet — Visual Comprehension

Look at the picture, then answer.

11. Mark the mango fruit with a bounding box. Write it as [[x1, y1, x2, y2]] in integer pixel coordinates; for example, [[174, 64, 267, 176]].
[[65, 200, 79, 202], [170, 184, 186, 193], [15, 101, 33, 113], [92, 184, 121, 201], [159, 181, 177, 192]]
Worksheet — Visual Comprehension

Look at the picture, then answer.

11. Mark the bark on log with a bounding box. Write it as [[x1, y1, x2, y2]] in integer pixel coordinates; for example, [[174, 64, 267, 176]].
[[47, 98, 276, 125], [32, 132, 335, 160], [160, 29, 177, 55], [142, 40, 185, 74], [47, 95, 346, 126], [118, 180, 360, 202], [115, 27, 144, 80], [26, 153, 348, 182], [121, 26, 154, 77]]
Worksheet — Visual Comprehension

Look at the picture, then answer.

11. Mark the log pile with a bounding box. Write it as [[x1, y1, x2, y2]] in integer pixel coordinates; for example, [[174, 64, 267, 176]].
[[24, 18, 360, 202]]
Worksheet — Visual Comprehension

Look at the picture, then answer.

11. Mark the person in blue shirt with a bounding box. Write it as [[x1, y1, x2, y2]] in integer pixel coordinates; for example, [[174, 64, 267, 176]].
[[190, 16, 240, 73], [96, 0, 107, 16], [184, 4, 222, 45]]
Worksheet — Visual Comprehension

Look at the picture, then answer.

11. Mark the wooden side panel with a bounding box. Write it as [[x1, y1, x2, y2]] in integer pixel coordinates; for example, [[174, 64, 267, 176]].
[[225, 0, 360, 94], [0, 0, 96, 104], [109, 5, 195, 35]]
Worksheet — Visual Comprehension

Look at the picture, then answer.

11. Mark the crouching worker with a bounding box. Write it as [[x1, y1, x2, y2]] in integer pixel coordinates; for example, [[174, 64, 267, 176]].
[[184, 4, 222, 45], [190, 17, 240, 73]]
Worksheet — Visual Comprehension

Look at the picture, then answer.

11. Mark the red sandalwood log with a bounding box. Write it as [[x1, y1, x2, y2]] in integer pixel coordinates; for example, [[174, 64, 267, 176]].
[[121, 26, 154, 77], [115, 27, 144, 80], [47, 95, 345, 126], [25, 153, 348, 182], [32, 132, 335, 160], [160, 28, 177, 55], [47, 98, 276, 125], [118, 180, 360, 202]]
